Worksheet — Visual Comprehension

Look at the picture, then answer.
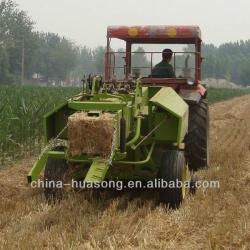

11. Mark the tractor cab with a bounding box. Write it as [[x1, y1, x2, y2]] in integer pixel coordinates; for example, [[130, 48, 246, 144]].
[[105, 25, 204, 94]]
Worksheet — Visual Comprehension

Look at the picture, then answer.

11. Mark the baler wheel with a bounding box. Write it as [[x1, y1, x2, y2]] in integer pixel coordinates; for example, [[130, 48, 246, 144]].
[[158, 150, 187, 209], [44, 151, 69, 202], [185, 98, 209, 171]]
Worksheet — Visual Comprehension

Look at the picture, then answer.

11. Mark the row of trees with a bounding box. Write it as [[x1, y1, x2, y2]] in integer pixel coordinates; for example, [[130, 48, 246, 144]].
[[202, 41, 250, 86], [0, 0, 149, 85], [0, 0, 82, 84], [0, 0, 128, 85], [0, 0, 249, 86], [0, 0, 35, 83]]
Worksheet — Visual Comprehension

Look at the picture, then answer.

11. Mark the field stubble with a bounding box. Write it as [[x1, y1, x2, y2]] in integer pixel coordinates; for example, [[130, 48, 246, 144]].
[[0, 95, 250, 249]]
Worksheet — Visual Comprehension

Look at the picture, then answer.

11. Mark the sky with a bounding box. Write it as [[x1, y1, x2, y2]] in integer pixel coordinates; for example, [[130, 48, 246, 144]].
[[16, 0, 249, 49]]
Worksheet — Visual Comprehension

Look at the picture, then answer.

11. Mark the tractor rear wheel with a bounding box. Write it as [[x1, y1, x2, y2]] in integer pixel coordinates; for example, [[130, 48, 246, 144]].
[[158, 150, 187, 209], [185, 98, 209, 171], [44, 156, 69, 202]]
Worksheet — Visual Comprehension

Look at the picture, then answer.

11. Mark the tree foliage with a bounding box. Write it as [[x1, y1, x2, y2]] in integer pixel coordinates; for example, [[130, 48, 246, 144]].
[[0, 0, 37, 84], [202, 41, 250, 86], [0, 0, 78, 84], [30, 33, 78, 83]]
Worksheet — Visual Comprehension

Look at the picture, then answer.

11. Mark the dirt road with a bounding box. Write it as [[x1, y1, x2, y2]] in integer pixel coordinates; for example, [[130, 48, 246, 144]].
[[0, 95, 250, 250]]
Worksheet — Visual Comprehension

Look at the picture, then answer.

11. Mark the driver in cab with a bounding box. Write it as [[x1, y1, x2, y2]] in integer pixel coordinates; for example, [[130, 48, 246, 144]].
[[152, 49, 176, 78]]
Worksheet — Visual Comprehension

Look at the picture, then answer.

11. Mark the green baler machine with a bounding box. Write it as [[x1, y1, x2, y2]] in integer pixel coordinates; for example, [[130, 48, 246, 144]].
[[28, 25, 209, 208], [28, 78, 189, 207]]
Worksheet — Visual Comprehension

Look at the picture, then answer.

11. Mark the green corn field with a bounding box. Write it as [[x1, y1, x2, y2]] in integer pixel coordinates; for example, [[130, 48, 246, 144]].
[[207, 87, 250, 104], [0, 85, 250, 164], [0, 85, 80, 164]]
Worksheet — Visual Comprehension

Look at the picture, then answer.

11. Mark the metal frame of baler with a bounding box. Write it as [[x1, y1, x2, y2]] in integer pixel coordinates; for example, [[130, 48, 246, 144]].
[[27, 77, 188, 183]]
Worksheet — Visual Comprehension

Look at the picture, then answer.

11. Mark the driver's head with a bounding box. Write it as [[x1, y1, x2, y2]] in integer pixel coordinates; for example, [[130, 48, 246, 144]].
[[162, 49, 173, 61]]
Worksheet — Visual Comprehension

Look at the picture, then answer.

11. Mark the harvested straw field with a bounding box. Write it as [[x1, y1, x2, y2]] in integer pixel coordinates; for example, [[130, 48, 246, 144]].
[[0, 94, 249, 249]]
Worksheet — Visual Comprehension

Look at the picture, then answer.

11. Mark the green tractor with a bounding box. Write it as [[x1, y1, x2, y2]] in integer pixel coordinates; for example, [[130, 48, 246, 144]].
[[28, 25, 209, 208]]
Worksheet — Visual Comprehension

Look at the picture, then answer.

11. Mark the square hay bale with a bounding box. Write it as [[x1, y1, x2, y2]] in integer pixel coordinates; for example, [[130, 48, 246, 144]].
[[68, 112, 115, 158]]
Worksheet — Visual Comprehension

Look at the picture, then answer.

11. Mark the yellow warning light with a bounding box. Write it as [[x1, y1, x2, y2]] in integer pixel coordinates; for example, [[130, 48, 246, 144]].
[[166, 27, 177, 38], [128, 27, 139, 37]]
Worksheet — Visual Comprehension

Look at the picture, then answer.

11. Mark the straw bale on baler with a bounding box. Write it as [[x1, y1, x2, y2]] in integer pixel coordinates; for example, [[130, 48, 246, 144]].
[[68, 112, 114, 158]]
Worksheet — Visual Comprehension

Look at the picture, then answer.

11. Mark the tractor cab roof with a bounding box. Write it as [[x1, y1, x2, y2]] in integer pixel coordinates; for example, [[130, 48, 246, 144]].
[[107, 25, 201, 44]]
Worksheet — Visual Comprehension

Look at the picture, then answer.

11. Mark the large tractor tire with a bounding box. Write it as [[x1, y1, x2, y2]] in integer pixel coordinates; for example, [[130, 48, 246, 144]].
[[185, 99, 209, 171], [44, 154, 69, 202], [158, 150, 187, 209]]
